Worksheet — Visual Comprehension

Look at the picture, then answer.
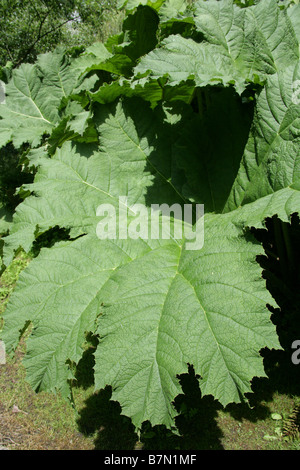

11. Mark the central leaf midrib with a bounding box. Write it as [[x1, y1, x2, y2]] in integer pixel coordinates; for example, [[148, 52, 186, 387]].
[[177, 261, 240, 392]]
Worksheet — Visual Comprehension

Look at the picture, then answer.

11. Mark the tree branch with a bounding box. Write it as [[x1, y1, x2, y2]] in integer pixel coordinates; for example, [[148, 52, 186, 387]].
[[15, 15, 81, 67]]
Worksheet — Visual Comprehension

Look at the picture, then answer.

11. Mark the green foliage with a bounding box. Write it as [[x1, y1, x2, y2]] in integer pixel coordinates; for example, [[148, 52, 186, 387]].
[[0, 0, 299, 434], [0, 0, 120, 68]]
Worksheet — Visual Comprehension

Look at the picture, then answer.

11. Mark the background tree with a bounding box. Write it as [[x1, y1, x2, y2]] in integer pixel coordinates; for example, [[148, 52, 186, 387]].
[[0, 0, 122, 69], [0, 0, 123, 229]]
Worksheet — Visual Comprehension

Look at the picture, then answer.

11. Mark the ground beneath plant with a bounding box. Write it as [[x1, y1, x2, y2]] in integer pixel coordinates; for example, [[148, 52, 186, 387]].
[[0, 253, 300, 451], [0, 343, 299, 451]]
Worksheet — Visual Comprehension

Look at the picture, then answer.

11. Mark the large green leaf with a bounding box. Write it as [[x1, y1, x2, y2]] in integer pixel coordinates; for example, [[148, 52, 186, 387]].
[[193, 0, 299, 69], [0, 49, 87, 149], [159, 0, 189, 21], [118, 0, 165, 11], [173, 87, 254, 212], [134, 0, 298, 94], [3, 211, 279, 428], [224, 63, 300, 212], [2, 0, 299, 434], [1, 97, 281, 430], [94, 213, 278, 428], [1, 99, 187, 266], [0, 63, 55, 148], [1, 234, 158, 397], [288, 3, 300, 42], [78, 6, 159, 80], [232, 186, 300, 229]]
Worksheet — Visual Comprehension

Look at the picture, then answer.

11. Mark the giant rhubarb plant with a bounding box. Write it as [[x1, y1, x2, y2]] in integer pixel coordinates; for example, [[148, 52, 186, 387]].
[[0, 0, 299, 431]]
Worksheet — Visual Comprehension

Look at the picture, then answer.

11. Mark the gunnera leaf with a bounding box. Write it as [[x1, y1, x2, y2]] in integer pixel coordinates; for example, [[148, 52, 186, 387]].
[[1, 98, 280, 431], [2, 0, 299, 434]]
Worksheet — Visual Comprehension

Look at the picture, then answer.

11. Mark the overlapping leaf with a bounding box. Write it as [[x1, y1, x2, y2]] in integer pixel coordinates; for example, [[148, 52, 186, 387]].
[[288, 3, 300, 41], [3, 113, 278, 426], [224, 63, 300, 213], [93, 213, 279, 428], [1, 99, 186, 266], [172, 87, 254, 212], [0, 49, 92, 149], [134, 0, 298, 93], [1, 96, 281, 430]]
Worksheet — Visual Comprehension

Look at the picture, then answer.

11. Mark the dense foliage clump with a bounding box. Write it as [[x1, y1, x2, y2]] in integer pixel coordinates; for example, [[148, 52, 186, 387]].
[[0, 0, 121, 68]]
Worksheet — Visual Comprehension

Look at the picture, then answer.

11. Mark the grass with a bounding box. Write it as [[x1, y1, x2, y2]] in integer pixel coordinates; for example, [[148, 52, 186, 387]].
[[0, 251, 300, 450]]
